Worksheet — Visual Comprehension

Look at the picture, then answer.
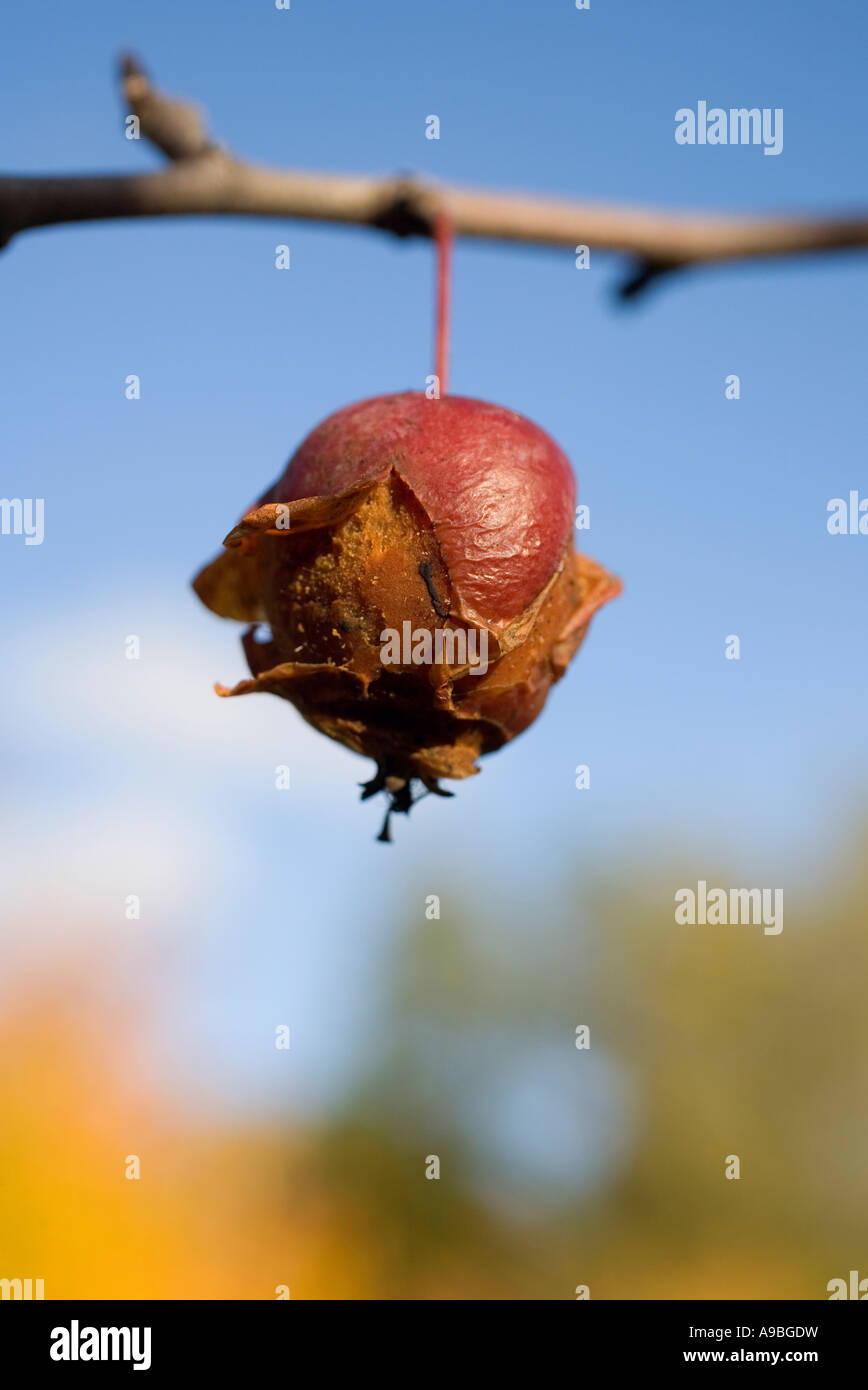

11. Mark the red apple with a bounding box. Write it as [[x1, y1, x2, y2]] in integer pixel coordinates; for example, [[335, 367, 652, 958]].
[[194, 392, 620, 838]]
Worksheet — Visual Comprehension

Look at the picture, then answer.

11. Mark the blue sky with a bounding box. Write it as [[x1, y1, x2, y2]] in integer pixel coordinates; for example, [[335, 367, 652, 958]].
[[1, 0, 866, 1158]]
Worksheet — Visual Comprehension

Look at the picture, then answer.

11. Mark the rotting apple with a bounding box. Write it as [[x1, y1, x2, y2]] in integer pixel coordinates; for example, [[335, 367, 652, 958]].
[[193, 392, 620, 840]]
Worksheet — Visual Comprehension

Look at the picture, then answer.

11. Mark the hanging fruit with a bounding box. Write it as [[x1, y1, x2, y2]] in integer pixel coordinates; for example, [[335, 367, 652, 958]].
[[192, 390, 620, 839], [193, 217, 618, 839]]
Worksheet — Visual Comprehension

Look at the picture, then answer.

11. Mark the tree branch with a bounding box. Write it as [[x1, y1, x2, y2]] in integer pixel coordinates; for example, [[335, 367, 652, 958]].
[[0, 55, 866, 299]]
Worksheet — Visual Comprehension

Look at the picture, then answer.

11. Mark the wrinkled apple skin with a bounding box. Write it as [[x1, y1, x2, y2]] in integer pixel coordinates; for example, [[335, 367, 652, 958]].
[[271, 392, 578, 633], [193, 392, 620, 796]]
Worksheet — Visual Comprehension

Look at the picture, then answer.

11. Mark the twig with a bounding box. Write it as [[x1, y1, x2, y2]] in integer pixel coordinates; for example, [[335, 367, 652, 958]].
[[0, 55, 866, 299]]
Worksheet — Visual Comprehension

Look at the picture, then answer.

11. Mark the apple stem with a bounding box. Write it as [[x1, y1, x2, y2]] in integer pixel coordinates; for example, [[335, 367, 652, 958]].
[[434, 212, 453, 395]]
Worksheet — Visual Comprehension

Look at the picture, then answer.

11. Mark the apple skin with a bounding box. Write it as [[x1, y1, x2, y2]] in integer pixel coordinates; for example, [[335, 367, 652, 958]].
[[268, 392, 578, 633], [193, 392, 620, 819]]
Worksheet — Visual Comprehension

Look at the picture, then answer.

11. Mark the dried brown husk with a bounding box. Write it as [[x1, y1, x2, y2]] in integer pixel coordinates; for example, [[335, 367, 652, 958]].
[[194, 470, 620, 785]]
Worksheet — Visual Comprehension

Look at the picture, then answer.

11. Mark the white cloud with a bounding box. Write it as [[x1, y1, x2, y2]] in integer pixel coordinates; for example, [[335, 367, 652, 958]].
[[3, 594, 361, 793]]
